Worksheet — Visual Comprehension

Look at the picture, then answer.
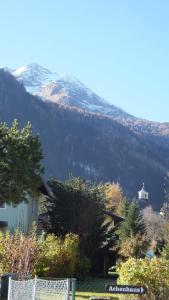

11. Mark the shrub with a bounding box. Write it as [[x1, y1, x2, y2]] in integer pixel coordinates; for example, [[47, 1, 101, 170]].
[[36, 233, 79, 277], [0, 229, 79, 279], [117, 257, 169, 298], [162, 243, 169, 259], [76, 256, 91, 279], [119, 234, 148, 258], [0, 229, 40, 278]]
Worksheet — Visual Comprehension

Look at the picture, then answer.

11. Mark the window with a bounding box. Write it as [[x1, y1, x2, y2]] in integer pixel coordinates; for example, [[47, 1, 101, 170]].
[[0, 221, 8, 232], [0, 202, 6, 209]]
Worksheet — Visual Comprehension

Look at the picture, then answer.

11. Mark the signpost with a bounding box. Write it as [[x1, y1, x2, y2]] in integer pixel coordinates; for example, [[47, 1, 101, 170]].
[[106, 285, 147, 295]]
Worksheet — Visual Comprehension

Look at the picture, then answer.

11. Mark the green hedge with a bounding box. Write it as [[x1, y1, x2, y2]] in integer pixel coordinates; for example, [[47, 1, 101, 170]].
[[117, 257, 169, 298]]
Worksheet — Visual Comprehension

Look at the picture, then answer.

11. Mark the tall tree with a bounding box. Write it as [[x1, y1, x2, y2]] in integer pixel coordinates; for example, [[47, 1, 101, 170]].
[[0, 119, 44, 205], [46, 176, 107, 258], [101, 182, 123, 214], [118, 200, 145, 241], [117, 200, 147, 258]]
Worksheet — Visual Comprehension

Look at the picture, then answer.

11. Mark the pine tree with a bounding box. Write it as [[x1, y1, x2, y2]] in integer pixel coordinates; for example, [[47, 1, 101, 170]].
[[118, 200, 145, 241], [46, 176, 107, 258]]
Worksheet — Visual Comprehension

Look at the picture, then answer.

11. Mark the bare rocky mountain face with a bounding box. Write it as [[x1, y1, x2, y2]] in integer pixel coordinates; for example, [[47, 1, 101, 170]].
[[0, 67, 168, 209]]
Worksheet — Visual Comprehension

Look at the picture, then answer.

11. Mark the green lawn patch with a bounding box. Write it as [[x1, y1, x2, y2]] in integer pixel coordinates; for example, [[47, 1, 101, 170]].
[[76, 278, 123, 300], [76, 291, 120, 300]]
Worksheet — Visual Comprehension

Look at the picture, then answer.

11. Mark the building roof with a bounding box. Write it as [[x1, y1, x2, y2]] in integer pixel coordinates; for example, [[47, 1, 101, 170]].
[[104, 210, 124, 222], [139, 182, 146, 193]]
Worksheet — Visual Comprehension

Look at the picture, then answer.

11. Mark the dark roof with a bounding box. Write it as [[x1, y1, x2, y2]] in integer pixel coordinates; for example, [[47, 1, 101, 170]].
[[104, 210, 124, 222], [38, 182, 49, 196]]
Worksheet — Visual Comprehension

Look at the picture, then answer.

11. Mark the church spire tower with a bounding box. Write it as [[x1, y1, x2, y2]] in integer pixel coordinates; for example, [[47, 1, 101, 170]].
[[138, 183, 149, 207]]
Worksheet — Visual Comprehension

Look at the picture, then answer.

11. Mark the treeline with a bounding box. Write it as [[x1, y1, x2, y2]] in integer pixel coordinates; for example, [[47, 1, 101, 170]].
[[42, 172, 169, 277], [1, 119, 169, 281], [0, 69, 167, 208]]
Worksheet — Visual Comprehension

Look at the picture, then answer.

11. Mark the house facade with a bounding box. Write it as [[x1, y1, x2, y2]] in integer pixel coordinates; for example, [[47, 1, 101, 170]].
[[0, 196, 39, 233]]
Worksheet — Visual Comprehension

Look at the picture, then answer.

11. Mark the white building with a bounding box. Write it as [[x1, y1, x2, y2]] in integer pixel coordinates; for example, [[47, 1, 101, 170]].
[[138, 183, 149, 200], [0, 196, 39, 233], [0, 184, 48, 233]]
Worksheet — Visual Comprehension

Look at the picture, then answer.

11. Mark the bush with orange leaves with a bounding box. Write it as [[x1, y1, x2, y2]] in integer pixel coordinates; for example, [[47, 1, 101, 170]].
[[0, 227, 40, 279], [0, 227, 80, 279]]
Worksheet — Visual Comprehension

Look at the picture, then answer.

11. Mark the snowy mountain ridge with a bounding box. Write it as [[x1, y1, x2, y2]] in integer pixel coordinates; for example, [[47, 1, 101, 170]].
[[3, 63, 169, 138], [11, 63, 96, 95], [10, 63, 128, 119], [12, 63, 58, 94]]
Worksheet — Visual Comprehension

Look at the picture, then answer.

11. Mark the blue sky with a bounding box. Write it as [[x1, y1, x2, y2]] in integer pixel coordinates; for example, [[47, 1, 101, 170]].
[[0, 0, 169, 122]]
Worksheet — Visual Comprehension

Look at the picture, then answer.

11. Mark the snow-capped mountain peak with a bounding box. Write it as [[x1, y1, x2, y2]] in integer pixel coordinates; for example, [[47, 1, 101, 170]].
[[12, 63, 90, 95], [12, 63, 58, 93], [13, 63, 50, 77], [10, 63, 129, 119], [0, 65, 12, 72]]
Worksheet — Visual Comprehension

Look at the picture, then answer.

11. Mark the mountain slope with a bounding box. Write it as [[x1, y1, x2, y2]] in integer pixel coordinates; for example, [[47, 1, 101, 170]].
[[12, 63, 127, 118], [0, 69, 168, 209], [11, 63, 169, 139]]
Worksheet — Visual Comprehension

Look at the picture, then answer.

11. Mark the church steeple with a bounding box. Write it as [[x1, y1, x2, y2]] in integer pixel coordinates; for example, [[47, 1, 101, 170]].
[[138, 182, 149, 200]]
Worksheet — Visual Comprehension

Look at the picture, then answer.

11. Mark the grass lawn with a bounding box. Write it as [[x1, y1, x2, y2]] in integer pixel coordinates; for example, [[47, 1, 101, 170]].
[[76, 291, 120, 300], [75, 278, 127, 300]]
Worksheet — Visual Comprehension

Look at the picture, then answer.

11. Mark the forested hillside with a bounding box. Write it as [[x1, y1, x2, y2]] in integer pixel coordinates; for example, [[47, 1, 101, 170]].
[[0, 69, 168, 209]]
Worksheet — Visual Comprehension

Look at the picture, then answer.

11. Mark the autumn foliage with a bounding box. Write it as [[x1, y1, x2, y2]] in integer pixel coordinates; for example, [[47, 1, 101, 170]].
[[0, 229, 40, 279], [0, 229, 79, 279]]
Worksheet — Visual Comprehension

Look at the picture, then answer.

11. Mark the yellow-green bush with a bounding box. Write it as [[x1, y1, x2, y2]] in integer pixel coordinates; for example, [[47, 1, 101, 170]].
[[117, 257, 169, 298], [0, 231, 5, 274], [0, 229, 79, 279], [36, 233, 79, 277]]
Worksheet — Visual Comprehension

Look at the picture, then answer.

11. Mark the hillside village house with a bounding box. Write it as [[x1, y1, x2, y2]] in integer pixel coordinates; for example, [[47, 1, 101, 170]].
[[0, 185, 48, 233]]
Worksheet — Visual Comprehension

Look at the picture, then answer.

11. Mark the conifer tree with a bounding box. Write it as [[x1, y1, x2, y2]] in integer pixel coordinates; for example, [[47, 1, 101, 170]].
[[118, 200, 145, 241], [0, 119, 43, 205], [46, 176, 107, 258]]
